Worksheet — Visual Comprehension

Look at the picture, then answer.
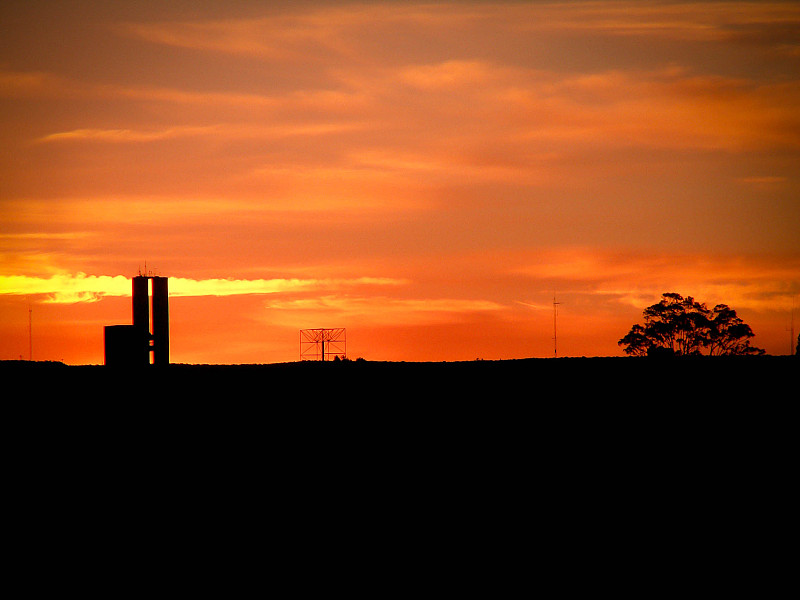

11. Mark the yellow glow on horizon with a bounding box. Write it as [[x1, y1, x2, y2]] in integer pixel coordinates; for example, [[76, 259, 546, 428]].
[[0, 273, 131, 303], [0, 273, 407, 303]]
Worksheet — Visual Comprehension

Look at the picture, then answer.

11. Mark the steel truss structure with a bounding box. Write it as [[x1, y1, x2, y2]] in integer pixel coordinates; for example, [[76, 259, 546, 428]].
[[300, 328, 346, 361]]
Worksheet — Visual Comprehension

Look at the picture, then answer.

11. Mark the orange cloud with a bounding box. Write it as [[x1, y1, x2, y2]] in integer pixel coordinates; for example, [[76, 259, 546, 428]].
[[0, 69, 63, 97], [514, 1, 800, 40], [263, 295, 506, 328], [508, 247, 800, 313]]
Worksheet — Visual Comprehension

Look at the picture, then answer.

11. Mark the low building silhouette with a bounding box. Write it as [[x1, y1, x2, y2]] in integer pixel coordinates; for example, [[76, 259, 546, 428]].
[[105, 275, 169, 366]]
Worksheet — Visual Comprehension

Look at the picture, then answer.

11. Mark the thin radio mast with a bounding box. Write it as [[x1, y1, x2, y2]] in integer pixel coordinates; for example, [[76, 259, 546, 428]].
[[300, 328, 346, 361], [791, 296, 796, 355], [28, 303, 32, 361], [553, 293, 560, 358]]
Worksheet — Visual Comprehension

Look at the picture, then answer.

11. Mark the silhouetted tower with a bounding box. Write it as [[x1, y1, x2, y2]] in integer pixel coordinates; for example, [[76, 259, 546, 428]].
[[300, 328, 346, 361], [132, 275, 150, 362], [151, 276, 169, 365], [553, 293, 560, 357], [106, 274, 170, 366], [132, 275, 169, 366]]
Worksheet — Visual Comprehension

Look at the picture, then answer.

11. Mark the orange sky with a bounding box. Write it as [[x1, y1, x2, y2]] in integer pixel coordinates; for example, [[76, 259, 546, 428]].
[[2, 1, 799, 364]]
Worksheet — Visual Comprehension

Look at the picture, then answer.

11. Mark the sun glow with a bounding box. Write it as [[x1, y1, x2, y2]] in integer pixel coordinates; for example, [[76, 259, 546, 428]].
[[0, 273, 406, 303]]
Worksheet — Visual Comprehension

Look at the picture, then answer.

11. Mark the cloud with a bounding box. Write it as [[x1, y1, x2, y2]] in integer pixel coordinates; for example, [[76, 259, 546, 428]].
[[119, 3, 483, 62], [508, 247, 800, 312], [264, 294, 506, 327], [0, 273, 406, 304], [37, 122, 368, 144], [119, 2, 800, 64], [1, 197, 253, 228], [169, 276, 405, 297], [122, 16, 339, 61], [38, 126, 222, 143], [513, 1, 800, 41], [499, 68, 800, 152], [398, 60, 499, 89], [0, 273, 131, 303], [0, 70, 62, 97]]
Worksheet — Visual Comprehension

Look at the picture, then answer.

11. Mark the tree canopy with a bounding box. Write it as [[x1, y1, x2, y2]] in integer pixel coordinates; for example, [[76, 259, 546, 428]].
[[618, 293, 765, 357]]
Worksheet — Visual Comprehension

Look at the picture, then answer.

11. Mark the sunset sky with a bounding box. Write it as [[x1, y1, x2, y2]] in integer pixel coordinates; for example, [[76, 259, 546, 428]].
[[2, 0, 799, 364]]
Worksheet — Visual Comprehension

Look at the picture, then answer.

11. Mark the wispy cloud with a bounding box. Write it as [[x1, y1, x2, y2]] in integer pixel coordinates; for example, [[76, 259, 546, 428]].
[[264, 295, 505, 327], [37, 121, 368, 144], [169, 276, 405, 297], [0, 69, 63, 97], [513, 1, 800, 41], [119, 3, 483, 62], [119, 2, 800, 67], [38, 125, 224, 143], [509, 247, 800, 312]]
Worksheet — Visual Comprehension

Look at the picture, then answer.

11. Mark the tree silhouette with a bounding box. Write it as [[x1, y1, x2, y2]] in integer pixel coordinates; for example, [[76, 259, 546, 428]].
[[618, 293, 765, 357]]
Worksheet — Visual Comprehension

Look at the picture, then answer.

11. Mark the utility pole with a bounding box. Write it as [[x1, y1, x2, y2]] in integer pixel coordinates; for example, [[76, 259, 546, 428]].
[[28, 304, 32, 361]]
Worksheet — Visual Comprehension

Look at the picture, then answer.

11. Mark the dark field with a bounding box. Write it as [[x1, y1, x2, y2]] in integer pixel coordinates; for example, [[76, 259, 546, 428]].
[[4, 354, 793, 573], [4, 354, 795, 398], [6, 355, 794, 477]]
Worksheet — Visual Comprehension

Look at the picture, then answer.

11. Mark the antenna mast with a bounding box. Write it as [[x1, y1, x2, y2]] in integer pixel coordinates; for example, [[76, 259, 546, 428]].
[[553, 293, 560, 357], [28, 303, 32, 361], [300, 328, 346, 361], [791, 296, 796, 355]]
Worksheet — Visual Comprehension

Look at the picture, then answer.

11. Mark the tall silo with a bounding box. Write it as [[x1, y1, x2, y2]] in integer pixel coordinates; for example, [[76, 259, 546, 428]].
[[132, 275, 152, 365], [152, 276, 169, 366]]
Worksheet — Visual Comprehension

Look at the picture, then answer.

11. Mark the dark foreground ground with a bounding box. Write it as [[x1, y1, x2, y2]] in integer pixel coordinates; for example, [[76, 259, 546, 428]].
[[4, 356, 794, 446], [5, 354, 794, 474], [3, 354, 794, 583], [3, 354, 795, 397]]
